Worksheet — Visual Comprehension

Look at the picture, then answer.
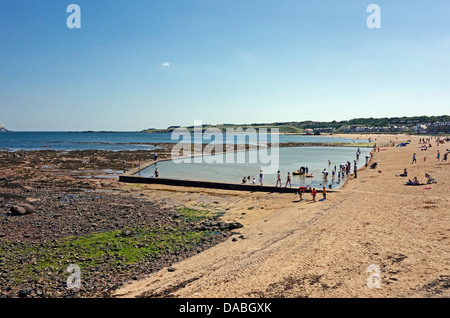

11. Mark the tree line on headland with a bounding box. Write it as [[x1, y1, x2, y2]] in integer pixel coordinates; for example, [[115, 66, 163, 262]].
[[142, 115, 450, 134]]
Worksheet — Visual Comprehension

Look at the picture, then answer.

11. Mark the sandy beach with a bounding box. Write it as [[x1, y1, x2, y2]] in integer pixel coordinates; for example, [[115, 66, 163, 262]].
[[114, 133, 449, 298]]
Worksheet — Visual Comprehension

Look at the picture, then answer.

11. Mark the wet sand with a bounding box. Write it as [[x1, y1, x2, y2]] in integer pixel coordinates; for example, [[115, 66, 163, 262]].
[[114, 134, 449, 298]]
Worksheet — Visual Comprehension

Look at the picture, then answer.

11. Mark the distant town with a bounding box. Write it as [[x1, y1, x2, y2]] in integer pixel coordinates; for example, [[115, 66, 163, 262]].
[[142, 115, 450, 135]]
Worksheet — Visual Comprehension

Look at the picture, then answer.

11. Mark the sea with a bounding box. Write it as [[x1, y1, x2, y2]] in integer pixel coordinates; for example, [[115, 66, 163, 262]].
[[0, 131, 370, 189], [0, 131, 367, 152]]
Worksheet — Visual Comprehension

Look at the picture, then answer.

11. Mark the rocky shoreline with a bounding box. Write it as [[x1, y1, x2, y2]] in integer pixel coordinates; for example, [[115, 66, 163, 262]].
[[0, 149, 243, 298], [0, 140, 373, 298]]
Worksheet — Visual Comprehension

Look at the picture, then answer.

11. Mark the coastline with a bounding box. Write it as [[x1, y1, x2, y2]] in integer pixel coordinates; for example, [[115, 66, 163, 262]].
[[1, 133, 448, 298]]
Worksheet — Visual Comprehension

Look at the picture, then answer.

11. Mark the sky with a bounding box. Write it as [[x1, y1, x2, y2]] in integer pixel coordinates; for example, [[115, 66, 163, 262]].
[[0, 0, 449, 131]]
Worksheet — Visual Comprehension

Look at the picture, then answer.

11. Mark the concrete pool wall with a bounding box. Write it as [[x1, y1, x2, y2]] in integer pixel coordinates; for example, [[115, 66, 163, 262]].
[[118, 175, 334, 193]]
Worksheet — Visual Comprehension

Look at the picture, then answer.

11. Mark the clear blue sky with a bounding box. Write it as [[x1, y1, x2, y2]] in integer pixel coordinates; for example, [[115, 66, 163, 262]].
[[0, 0, 449, 131]]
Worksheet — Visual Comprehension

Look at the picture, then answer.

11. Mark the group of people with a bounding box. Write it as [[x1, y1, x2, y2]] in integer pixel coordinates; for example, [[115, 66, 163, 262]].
[[241, 170, 266, 186], [246, 155, 362, 190], [275, 170, 292, 188], [325, 160, 358, 181], [405, 176, 422, 186], [242, 170, 293, 187], [242, 175, 257, 184], [297, 186, 327, 202], [412, 149, 448, 163], [405, 136, 448, 185]]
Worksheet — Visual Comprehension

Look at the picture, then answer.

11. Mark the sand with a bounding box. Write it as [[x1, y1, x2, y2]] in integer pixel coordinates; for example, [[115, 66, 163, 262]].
[[113, 134, 449, 298]]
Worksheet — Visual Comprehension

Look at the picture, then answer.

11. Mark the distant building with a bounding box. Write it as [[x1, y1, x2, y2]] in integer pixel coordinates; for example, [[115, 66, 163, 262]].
[[426, 122, 450, 134], [412, 124, 428, 134], [341, 125, 409, 133], [303, 128, 314, 135], [313, 127, 336, 134]]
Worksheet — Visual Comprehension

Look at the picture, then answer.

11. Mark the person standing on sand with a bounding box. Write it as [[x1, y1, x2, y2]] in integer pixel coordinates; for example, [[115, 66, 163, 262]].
[[285, 172, 292, 188], [412, 153, 417, 164], [154, 152, 158, 161], [322, 187, 327, 200], [311, 188, 317, 202], [259, 170, 264, 186], [154, 168, 159, 177], [298, 186, 306, 201], [437, 150, 440, 161], [353, 160, 357, 178]]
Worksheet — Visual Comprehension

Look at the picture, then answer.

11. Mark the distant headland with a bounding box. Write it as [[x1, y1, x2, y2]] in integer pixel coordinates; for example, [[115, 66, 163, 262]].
[[0, 124, 9, 132], [141, 115, 450, 135]]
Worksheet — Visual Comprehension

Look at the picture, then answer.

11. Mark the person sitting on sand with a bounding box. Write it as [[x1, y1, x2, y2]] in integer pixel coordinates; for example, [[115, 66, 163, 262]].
[[425, 173, 437, 184], [412, 177, 420, 185], [397, 168, 408, 177], [242, 177, 247, 184], [252, 177, 256, 184]]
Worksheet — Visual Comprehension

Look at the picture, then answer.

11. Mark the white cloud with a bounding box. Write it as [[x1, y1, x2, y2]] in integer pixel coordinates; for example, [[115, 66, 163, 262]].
[[162, 62, 171, 67]]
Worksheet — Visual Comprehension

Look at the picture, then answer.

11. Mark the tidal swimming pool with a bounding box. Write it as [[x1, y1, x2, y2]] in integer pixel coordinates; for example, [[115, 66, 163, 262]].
[[138, 146, 372, 189]]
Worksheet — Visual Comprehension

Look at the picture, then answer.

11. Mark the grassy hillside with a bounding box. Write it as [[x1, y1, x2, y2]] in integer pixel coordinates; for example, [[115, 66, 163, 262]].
[[142, 115, 450, 134]]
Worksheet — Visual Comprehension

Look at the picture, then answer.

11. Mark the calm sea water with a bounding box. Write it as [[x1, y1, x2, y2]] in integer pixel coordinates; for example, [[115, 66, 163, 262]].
[[139, 146, 372, 189], [0, 131, 367, 151]]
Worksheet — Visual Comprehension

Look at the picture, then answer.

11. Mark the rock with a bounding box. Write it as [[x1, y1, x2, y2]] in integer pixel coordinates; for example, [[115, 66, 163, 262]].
[[227, 222, 243, 230], [10, 204, 35, 216], [18, 288, 32, 297], [121, 229, 132, 237], [168, 266, 177, 272]]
